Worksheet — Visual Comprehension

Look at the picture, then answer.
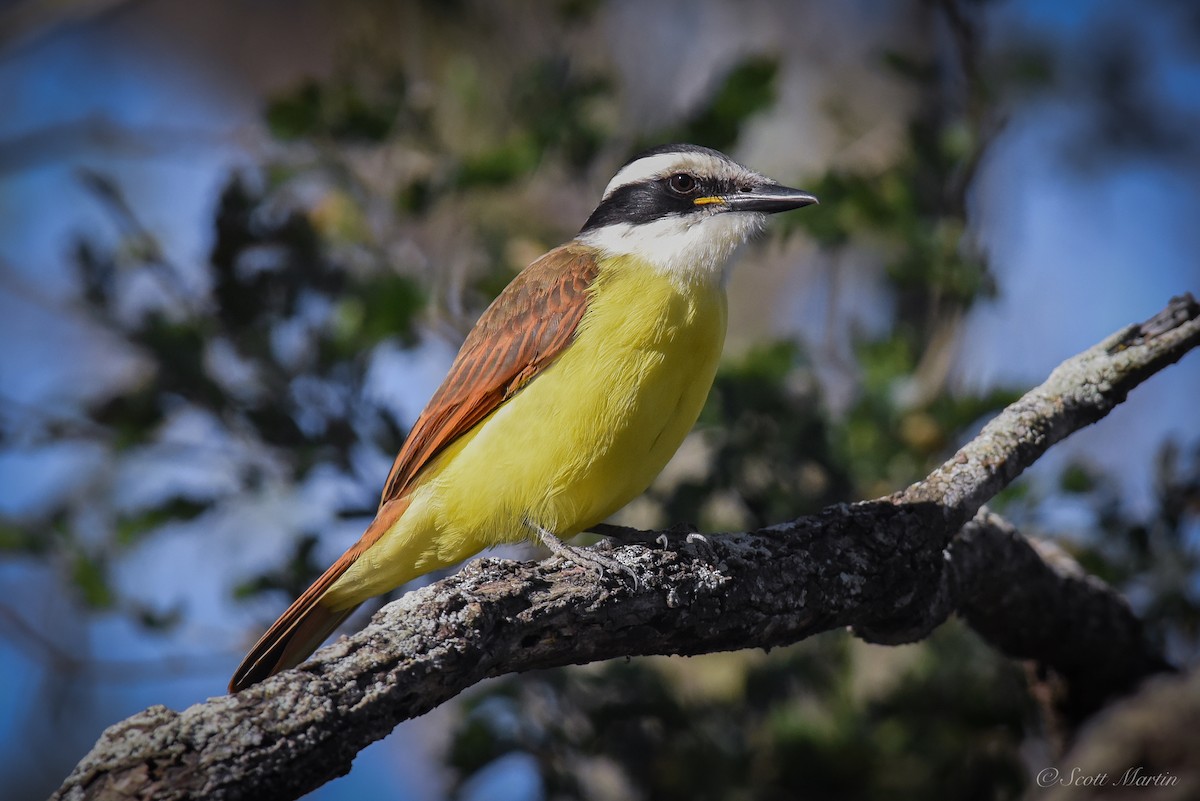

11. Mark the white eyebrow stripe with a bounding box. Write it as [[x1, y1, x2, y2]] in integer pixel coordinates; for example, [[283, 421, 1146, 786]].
[[602, 153, 723, 199], [601, 151, 765, 201]]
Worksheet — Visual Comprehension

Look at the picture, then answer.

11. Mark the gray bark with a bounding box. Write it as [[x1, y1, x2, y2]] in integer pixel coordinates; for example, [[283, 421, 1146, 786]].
[[52, 294, 1200, 801]]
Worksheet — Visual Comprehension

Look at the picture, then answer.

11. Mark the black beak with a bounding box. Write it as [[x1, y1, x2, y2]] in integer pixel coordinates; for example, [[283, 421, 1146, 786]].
[[722, 183, 818, 213]]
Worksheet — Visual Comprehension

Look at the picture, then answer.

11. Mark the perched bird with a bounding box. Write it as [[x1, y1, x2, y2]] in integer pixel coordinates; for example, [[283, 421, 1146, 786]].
[[229, 144, 817, 692]]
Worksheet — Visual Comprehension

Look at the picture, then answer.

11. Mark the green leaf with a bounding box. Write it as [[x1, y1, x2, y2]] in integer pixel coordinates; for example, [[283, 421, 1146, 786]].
[[454, 137, 540, 189], [1060, 462, 1098, 494], [71, 551, 115, 610], [115, 498, 209, 546], [265, 81, 324, 140]]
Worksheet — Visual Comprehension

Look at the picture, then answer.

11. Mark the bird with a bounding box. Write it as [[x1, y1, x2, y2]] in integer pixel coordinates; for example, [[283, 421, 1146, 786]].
[[229, 143, 817, 692]]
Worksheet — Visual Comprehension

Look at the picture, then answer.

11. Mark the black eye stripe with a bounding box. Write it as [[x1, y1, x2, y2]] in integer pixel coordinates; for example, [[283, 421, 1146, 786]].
[[580, 182, 689, 232], [579, 176, 733, 233]]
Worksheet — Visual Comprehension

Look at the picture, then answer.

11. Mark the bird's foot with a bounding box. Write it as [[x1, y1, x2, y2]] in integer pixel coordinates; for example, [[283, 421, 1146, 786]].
[[530, 522, 640, 588], [650, 522, 702, 546]]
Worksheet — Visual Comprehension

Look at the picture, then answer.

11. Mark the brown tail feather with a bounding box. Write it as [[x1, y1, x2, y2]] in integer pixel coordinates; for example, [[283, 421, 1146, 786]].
[[228, 498, 410, 693], [228, 596, 359, 692]]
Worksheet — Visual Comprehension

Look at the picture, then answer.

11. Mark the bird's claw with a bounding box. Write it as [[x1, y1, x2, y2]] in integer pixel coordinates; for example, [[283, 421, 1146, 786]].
[[530, 521, 640, 589]]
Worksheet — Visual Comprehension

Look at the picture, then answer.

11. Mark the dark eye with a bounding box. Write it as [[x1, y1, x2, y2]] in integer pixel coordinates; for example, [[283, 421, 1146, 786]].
[[666, 173, 698, 195]]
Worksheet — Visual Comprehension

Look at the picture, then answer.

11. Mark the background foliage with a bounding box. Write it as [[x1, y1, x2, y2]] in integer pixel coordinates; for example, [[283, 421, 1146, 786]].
[[1, 1, 1198, 799]]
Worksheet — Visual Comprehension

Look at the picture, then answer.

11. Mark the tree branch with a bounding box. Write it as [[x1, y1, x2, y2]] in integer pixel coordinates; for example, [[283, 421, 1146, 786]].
[[951, 512, 1173, 731], [52, 294, 1200, 801]]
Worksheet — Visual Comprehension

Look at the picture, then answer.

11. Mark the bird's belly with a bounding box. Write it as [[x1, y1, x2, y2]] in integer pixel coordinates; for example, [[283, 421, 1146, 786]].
[[424, 269, 725, 554]]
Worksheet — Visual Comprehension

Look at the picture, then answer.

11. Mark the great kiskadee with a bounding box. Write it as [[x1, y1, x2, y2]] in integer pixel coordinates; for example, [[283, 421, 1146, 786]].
[[229, 144, 817, 691]]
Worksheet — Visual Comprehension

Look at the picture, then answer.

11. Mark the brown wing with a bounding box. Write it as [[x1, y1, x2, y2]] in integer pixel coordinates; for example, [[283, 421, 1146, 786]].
[[379, 242, 599, 503], [229, 243, 599, 692]]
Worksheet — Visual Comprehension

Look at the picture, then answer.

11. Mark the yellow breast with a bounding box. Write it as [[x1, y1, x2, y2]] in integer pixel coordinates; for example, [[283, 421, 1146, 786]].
[[326, 254, 726, 606]]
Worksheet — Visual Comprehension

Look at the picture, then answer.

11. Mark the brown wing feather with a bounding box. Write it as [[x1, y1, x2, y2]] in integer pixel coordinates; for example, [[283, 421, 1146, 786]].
[[379, 243, 599, 502], [229, 244, 598, 692]]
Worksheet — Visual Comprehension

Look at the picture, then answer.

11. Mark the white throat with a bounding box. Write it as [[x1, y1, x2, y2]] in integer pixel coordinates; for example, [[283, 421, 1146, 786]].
[[578, 211, 766, 285]]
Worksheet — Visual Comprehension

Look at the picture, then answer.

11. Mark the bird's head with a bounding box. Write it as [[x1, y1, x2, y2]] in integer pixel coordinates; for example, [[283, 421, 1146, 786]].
[[577, 144, 817, 284]]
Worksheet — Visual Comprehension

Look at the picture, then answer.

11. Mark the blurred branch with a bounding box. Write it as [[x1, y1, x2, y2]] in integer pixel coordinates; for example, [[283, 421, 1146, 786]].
[[937, 0, 1005, 210], [51, 293, 1199, 801], [0, 0, 140, 53], [75, 168, 198, 309], [0, 116, 237, 174], [0, 604, 231, 683]]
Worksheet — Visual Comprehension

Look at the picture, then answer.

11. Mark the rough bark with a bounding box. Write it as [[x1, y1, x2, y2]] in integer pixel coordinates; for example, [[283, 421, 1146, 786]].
[[52, 294, 1200, 801]]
